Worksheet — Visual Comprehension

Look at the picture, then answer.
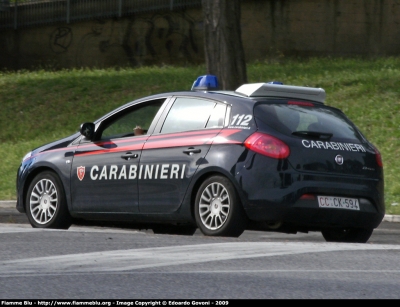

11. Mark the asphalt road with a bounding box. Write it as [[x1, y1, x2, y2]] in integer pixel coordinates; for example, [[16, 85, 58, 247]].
[[1, 201, 400, 299], [1, 200, 400, 242], [0, 201, 400, 244]]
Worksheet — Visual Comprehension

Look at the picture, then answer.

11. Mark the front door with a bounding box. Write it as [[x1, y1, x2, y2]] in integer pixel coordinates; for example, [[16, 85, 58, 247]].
[[71, 98, 166, 214], [71, 137, 143, 213]]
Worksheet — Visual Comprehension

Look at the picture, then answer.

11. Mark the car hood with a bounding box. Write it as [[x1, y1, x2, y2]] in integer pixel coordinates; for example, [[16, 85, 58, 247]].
[[31, 133, 80, 156]]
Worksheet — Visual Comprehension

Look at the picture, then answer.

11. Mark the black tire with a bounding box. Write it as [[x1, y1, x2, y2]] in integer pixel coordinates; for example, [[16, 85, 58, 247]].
[[26, 171, 72, 229], [194, 175, 248, 237], [152, 224, 197, 236], [321, 228, 373, 243]]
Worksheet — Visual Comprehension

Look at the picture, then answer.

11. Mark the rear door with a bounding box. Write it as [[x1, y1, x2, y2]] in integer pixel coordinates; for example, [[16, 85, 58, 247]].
[[138, 96, 228, 213]]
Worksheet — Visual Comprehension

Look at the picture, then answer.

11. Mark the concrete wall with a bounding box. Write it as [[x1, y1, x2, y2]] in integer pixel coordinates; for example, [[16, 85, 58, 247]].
[[242, 0, 400, 59], [0, 8, 205, 69], [1, 0, 400, 70]]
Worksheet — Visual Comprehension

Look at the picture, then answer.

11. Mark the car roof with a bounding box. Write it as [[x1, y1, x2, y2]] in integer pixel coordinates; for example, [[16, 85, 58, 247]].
[[190, 74, 326, 103], [95, 77, 327, 123]]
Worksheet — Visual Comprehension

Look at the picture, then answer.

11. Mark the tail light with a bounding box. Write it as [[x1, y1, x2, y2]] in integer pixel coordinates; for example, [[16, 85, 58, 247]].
[[244, 132, 290, 159], [374, 147, 383, 168]]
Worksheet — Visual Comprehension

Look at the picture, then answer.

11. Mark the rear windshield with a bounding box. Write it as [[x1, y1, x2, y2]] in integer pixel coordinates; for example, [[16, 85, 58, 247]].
[[254, 102, 364, 142]]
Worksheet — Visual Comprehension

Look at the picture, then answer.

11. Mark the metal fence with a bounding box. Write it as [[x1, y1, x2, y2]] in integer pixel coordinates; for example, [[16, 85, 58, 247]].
[[0, 0, 202, 30]]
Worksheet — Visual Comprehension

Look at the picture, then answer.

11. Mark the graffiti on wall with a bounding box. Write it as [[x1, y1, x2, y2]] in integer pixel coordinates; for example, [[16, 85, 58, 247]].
[[72, 12, 202, 68], [75, 19, 127, 67], [50, 27, 73, 53], [126, 13, 200, 65]]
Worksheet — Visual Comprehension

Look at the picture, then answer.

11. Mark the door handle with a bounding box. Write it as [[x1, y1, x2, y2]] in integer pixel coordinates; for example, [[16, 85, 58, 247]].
[[183, 148, 201, 155], [121, 152, 138, 160]]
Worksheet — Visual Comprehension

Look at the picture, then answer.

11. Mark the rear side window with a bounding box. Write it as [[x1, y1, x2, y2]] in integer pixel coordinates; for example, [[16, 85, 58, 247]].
[[255, 103, 363, 142], [161, 98, 226, 134]]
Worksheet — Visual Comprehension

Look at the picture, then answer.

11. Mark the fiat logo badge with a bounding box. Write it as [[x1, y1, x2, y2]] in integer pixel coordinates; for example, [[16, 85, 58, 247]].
[[335, 155, 344, 165]]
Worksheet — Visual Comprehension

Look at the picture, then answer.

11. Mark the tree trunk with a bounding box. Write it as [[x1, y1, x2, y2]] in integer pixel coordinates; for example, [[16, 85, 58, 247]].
[[202, 0, 247, 90]]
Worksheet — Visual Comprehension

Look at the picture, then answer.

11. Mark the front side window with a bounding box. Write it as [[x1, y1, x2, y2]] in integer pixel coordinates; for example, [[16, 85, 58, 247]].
[[161, 98, 226, 134], [100, 99, 164, 140]]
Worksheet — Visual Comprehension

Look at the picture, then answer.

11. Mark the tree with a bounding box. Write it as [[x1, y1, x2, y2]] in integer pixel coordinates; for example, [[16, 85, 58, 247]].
[[202, 0, 247, 90]]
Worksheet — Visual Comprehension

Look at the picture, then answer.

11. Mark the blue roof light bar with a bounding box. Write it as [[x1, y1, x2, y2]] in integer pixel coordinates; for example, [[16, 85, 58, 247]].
[[191, 75, 219, 91]]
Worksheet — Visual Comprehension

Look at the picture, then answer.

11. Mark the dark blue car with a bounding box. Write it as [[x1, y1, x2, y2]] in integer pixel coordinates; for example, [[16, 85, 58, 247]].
[[16, 75, 385, 243]]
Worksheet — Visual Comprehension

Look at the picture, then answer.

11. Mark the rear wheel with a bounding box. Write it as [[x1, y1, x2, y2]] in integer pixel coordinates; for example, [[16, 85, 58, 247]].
[[26, 171, 72, 229], [195, 176, 247, 237], [321, 228, 373, 243]]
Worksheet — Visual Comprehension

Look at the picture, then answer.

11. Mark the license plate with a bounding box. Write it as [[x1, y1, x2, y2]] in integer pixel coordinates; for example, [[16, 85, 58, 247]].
[[317, 196, 360, 211]]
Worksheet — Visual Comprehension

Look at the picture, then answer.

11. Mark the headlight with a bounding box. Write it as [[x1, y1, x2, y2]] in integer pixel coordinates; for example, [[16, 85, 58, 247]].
[[22, 151, 32, 162]]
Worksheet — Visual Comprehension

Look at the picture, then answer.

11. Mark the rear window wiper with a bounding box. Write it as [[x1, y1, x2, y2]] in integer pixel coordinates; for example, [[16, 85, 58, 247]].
[[292, 131, 333, 140]]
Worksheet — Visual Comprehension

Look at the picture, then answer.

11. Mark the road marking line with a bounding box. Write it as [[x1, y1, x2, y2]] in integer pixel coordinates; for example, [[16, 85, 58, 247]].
[[1, 242, 400, 275]]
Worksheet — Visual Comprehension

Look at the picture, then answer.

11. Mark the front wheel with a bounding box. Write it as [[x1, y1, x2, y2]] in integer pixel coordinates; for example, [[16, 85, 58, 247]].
[[26, 171, 72, 229], [321, 228, 373, 243], [194, 176, 248, 237]]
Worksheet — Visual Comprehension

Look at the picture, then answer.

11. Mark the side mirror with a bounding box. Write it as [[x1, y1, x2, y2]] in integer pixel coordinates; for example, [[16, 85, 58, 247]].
[[80, 122, 95, 140]]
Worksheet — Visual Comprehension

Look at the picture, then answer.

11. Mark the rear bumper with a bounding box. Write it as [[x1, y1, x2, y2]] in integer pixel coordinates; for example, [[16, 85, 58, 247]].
[[241, 174, 384, 231], [245, 198, 384, 231]]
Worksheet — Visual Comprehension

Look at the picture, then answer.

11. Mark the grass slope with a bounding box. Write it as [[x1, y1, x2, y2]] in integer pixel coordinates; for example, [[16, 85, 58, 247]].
[[1, 57, 399, 214]]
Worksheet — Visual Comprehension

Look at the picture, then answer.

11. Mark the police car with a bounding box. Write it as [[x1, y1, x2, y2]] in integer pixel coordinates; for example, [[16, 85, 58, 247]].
[[16, 75, 385, 243]]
